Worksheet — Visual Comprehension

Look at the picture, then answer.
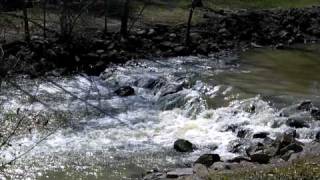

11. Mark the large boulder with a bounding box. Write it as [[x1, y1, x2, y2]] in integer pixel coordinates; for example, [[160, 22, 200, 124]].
[[174, 139, 196, 152], [194, 154, 221, 167]]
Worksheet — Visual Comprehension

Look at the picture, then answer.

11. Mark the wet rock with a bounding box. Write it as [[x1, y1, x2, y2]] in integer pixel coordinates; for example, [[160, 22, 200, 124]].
[[114, 86, 135, 97], [316, 131, 320, 141], [194, 154, 221, 167], [225, 124, 238, 132], [135, 78, 162, 89], [311, 108, 320, 120], [174, 139, 196, 152], [279, 143, 303, 155], [253, 132, 269, 139], [248, 104, 256, 113], [166, 168, 193, 178], [227, 139, 251, 154], [286, 118, 310, 128], [246, 142, 270, 156], [237, 129, 250, 138], [207, 144, 218, 151], [281, 150, 295, 161], [297, 100, 313, 111], [160, 83, 184, 96], [249, 152, 271, 164], [227, 156, 251, 163], [274, 132, 304, 156], [284, 129, 299, 139]]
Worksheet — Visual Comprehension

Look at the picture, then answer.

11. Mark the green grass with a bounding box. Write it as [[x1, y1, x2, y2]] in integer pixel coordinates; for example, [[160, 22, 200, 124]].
[[210, 0, 320, 9], [137, 0, 320, 25], [208, 157, 320, 180]]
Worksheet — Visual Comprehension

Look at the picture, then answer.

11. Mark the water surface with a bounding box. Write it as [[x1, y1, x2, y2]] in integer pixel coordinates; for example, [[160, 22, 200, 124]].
[[0, 45, 319, 179]]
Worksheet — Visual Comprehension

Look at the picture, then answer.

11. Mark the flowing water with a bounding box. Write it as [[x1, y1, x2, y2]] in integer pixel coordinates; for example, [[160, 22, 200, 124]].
[[0, 45, 320, 179]]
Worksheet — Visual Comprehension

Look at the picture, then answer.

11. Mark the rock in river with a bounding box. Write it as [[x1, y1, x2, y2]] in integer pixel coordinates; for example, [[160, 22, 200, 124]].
[[297, 100, 313, 111], [174, 139, 196, 152], [114, 86, 135, 97], [253, 132, 270, 139], [286, 118, 310, 128], [194, 154, 221, 167]]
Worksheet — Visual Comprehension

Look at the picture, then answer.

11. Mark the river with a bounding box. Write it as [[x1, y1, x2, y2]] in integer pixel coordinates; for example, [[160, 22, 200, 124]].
[[0, 44, 319, 179]]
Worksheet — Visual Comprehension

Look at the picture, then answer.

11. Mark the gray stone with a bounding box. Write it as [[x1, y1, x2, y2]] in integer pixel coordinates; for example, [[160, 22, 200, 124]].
[[193, 164, 209, 178], [195, 154, 221, 167], [166, 168, 193, 178], [286, 118, 309, 128], [114, 86, 135, 97], [174, 139, 196, 152], [253, 132, 269, 139], [249, 152, 271, 164]]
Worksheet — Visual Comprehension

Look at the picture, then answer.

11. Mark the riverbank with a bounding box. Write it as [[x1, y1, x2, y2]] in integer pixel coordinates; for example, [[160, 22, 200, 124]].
[[1, 6, 320, 78]]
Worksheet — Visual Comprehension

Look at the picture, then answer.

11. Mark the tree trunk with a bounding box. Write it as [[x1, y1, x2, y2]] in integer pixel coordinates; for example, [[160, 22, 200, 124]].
[[60, 0, 70, 39], [23, 1, 30, 42], [104, 0, 108, 34], [185, 7, 194, 46], [185, 0, 203, 46], [43, 0, 47, 38], [120, 0, 130, 37]]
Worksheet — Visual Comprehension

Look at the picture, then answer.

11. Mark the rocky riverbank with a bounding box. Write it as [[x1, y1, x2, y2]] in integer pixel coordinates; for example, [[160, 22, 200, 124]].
[[144, 101, 320, 179], [1, 6, 320, 77]]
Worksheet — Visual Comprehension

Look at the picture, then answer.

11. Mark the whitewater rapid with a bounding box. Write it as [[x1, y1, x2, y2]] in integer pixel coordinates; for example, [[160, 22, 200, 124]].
[[0, 55, 318, 179]]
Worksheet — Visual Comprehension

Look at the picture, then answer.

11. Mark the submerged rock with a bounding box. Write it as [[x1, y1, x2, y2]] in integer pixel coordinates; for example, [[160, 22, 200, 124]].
[[194, 154, 221, 167], [286, 118, 310, 128], [114, 86, 135, 97], [174, 139, 196, 152]]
